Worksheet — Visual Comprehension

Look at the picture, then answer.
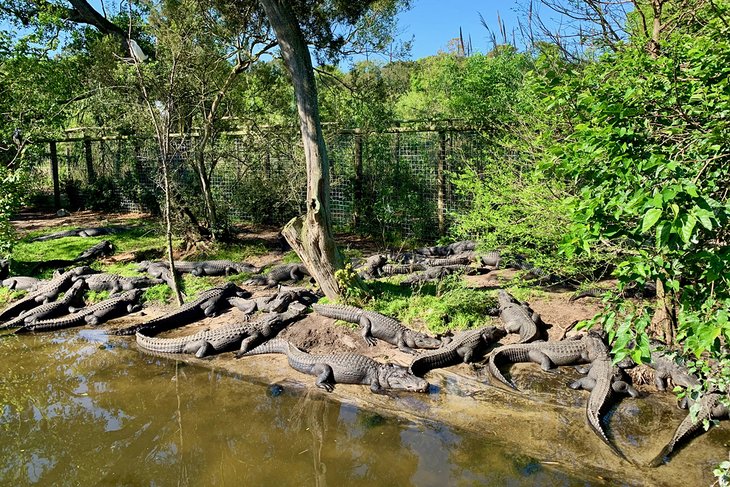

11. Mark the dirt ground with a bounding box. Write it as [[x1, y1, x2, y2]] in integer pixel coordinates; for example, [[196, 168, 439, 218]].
[[10, 209, 606, 362], [7, 210, 728, 485]]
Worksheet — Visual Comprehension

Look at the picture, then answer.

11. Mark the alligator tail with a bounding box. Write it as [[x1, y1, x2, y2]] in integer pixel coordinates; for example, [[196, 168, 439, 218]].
[[240, 338, 293, 357], [647, 403, 711, 467], [586, 408, 629, 462], [488, 347, 530, 389], [312, 304, 361, 323]]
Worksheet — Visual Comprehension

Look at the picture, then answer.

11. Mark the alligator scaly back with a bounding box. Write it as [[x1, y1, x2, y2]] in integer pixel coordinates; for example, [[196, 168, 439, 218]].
[[242, 338, 430, 394], [409, 326, 506, 377], [312, 303, 442, 352]]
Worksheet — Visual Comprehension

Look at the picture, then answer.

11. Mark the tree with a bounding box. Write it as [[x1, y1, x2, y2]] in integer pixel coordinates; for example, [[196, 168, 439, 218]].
[[255, 0, 407, 299]]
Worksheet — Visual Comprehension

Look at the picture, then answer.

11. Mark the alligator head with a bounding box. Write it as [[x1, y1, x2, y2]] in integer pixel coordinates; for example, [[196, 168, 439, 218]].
[[411, 333, 443, 350], [496, 289, 517, 308], [378, 363, 429, 393], [481, 325, 507, 343]]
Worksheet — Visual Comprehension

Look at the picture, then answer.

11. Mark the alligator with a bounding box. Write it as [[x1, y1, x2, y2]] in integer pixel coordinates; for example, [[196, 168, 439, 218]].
[[380, 263, 428, 276], [1, 276, 41, 291], [136, 261, 176, 288], [114, 282, 248, 336], [476, 251, 499, 268], [240, 338, 430, 394], [649, 391, 729, 467], [17, 289, 143, 332], [488, 331, 610, 389], [312, 303, 443, 353], [400, 265, 470, 286], [409, 326, 507, 377], [228, 288, 319, 319], [245, 263, 310, 288], [568, 355, 640, 460], [31, 226, 135, 242], [497, 289, 543, 343], [74, 240, 114, 262], [414, 240, 477, 257], [358, 254, 387, 279], [150, 260, 260, 277], [136, 303, 306, 358], [424, 254, 473, 267], [0, 279, 88, 330], [604, 340, 699, 400], [74, 273, 163, 293], [0, 266, 95, 322]]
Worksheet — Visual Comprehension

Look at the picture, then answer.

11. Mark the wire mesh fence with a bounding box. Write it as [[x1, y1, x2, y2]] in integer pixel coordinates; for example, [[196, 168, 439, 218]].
[[27, 124, 486, 240]]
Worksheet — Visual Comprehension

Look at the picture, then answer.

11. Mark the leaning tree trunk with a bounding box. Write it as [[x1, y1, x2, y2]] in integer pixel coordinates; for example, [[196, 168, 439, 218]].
[[258, 0, 342, 299], [650, 278, 676, 346]]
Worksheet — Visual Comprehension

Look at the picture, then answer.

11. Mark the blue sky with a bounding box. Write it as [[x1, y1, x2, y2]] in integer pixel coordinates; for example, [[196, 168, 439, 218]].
[[395, 0, 523, 59]]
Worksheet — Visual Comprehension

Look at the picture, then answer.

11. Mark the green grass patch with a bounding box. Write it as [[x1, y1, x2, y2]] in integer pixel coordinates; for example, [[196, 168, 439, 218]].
[[86, 290, 110, 304], [364, 276, 498, 335], [0, 287, 26, 307], [180, 275, 216, 300], [10, 224, 171, 277], [143, 284, 173, 305], [281, 251, 301, 264]]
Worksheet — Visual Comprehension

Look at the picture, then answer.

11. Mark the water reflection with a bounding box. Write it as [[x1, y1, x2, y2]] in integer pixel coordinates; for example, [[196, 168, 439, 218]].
[[0, 330, 608, 486]]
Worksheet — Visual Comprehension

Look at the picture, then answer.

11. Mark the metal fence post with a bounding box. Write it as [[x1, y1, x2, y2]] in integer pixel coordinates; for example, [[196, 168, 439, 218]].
[[353, 132, 363, 229], [50, 141, 61, 210], [437, 130, 446, 234], [84, 136, 96, 184]]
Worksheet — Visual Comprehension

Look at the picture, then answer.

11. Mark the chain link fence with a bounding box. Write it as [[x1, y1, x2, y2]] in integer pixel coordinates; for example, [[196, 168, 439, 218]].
[[27, 124, 485, 240]]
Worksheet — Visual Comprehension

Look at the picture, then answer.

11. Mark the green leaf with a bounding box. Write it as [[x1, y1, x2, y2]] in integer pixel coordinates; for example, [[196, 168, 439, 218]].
[[642, 208, 663, 233], [681, 214, 697, 244], [656, 222, 670, 248]]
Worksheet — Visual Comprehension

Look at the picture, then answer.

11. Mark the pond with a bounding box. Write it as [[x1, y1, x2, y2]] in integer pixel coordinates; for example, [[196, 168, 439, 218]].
[[0, 329, 725, 486]]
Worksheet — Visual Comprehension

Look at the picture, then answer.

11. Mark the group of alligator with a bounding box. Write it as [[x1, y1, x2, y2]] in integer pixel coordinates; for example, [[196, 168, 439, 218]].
[[1, 232, 726, 470]]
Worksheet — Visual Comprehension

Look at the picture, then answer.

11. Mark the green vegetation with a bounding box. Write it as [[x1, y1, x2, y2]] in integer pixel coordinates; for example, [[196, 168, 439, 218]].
[[364, 276, 498, 334]]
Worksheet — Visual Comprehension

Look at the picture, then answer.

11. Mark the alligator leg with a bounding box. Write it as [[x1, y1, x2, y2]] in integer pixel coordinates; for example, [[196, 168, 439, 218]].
[[396, 333, 415, 354], [312, 364, 336, 392], [360, 317, 378, 346], [86, 315, 100, 326], [370, 380, 386, 394], [612, 380, 639, 398], [527, 350, 556, 371], [195, 342, 213, 358], [654, 371, 669, 391], [569, 376, 596, 391], [239, 333, 261, 354], [575, 364, 592, 374]]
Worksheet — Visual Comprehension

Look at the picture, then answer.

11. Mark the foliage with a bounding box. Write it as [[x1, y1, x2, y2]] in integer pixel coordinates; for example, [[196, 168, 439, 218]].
[[366, 275, 497, 334], [549, 2, 730, 362]]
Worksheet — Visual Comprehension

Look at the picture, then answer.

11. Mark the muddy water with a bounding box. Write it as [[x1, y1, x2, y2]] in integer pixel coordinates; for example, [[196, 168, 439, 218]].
[[0, 330, 596, 486], [0, 330, 726, 486]]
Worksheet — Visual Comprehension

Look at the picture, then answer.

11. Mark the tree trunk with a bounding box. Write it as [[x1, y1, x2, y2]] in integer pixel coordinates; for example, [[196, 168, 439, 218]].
[[258, 0, 343, 299], [650, 278, 676, 346]]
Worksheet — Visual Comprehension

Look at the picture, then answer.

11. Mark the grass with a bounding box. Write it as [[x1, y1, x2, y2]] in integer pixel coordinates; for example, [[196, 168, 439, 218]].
[[10, 224, 172, 276], [0, 287, 26, 307], [3, 217, 277, 309], [363, 275, 499, 335]]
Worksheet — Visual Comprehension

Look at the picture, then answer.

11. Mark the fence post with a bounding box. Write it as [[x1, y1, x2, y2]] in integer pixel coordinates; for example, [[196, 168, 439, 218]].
[[49, 141, 61, 210], [353, 132, 363, 229], [437, 130, 446, 234], [84, 136, 96, 184]]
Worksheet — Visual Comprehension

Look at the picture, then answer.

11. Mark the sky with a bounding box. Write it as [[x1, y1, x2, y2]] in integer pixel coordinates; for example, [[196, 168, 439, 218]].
[[394, 0, 524, 59]]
